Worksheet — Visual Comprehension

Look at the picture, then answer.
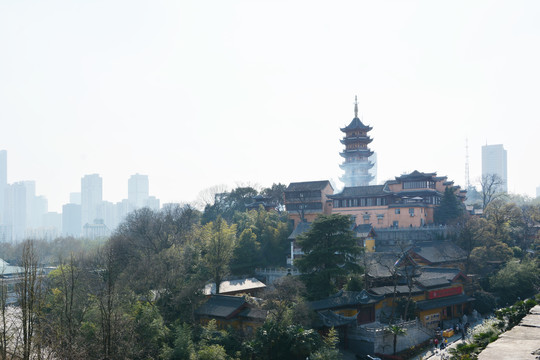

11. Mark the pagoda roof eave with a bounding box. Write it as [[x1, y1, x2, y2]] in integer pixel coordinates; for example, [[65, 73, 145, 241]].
[[340, 117, 372, 132], [340, 137, 373, 145]]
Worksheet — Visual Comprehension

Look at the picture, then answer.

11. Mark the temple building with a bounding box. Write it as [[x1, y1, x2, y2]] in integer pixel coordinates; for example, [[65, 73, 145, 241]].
[[339, 96, 375, 187], [329, 170, 466, 229], [283, 180, 334, 228]]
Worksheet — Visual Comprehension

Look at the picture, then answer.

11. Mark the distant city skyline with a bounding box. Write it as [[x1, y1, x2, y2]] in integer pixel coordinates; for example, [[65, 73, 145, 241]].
[[0, 149, 161, 241], [1, 1, 539, 212]]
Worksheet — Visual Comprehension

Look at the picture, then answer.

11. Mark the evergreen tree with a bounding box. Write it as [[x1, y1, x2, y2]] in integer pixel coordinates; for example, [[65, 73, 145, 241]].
[[434, 186, 463, 225], [295, 214, 363, 299]]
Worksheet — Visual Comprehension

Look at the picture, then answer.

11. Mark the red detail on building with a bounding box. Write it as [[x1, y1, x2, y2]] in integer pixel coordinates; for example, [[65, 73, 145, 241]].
[[428, 286, 462, 299]]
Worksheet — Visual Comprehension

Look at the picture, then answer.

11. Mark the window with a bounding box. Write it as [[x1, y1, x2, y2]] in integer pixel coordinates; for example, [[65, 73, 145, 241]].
[[393, 221, 399, 228], [409, 208, 415, 216], [395, 209, 400, 214]]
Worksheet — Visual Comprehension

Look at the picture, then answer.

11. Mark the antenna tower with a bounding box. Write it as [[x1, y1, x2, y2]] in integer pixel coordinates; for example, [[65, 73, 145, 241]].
[[465, 138, 470, 189]]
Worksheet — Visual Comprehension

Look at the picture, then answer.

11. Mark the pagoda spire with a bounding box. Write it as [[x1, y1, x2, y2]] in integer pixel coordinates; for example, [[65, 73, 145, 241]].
[[354, 95, 358, 118]]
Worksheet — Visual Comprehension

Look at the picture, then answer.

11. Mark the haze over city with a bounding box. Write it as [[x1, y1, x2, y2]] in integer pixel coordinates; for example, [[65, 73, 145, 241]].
[[1, 1, 539, 213]]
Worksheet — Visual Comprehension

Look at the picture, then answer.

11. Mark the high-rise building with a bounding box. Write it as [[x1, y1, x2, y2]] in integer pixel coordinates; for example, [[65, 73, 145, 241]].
[[70, 192, 81, 205], [339, 96, 375, 187], [62, 203, 81, 237], [536, 186, 540, 198], [128, 174, 149, 209], [81, 174, 103, 228], [4, 182, 29, 241], [145, 196, 160, 211], [0, 150, 6, 224], [482, 144, 508, 192]]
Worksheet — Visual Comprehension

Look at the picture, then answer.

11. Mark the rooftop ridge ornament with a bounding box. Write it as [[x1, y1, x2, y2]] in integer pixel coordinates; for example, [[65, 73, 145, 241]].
[[354, 95, 358, 118]]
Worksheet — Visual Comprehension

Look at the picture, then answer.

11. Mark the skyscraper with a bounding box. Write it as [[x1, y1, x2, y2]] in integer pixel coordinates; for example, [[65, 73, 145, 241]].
[[482, 144, 508, 192], [81, 174, 103, 227], [62, 203, 81, 237], [128, 174, 149, 209], [0, 150, 6, 224]]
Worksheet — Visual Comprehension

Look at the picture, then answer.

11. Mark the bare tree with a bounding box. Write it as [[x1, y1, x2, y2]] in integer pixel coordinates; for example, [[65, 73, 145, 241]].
[[193, 184, 229, 210], [16, 240, 44, 360], [0, 263, 10, 360], [480, 173, 506, 209]]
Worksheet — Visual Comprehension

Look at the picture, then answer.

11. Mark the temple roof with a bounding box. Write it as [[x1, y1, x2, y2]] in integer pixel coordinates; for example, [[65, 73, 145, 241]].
[[195, 295, 247, 318], [310, 290, 384, 311], [368, 284, 423, 296], [329, 185, 387, 199], [340, 149, 374, 157], [395, 170, 438, 181], [415, 267, 466, 288], [287, 221, 312, 240], [354, 224, 376, 237], [341, 117, 372, 132], [408, 242, 467, 265], [286, 180, 333, 192], [340, 136, 373, 145], [416, 294, 474, 311], [203, 278, 266, 296]]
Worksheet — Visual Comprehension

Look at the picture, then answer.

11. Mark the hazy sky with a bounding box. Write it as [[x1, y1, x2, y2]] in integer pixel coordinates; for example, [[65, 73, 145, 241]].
[[1, 1, 539, 212]]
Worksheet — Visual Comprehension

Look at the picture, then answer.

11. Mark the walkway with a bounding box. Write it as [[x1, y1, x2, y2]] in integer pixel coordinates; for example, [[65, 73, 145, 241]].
[[477, 305, 540, 360]]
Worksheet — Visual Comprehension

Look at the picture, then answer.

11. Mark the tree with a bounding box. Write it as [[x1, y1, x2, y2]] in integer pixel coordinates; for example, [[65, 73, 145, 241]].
[[456, 216, 490, 273], [484, 199, 523, 246], [248, 321, 323, 360], [263, 276, 310, 326], [16, 240, 45, 360], [230, 228, 260, 275], [480, 174, 506, 209], [232, 207, 291, 268], [434, 187, 463, 225], [261, 183, 287, 211], [387, 324, 406, 355], [295, 214, 363, 299], [45, 254, 89, 359], [202, 186, 259, 224], [201, 217, 236, 294], [490, 259, 540, 305]]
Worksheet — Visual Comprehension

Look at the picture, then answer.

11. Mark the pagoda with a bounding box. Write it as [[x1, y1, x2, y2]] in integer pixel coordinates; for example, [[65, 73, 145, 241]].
[[339, 96, 374, 187]]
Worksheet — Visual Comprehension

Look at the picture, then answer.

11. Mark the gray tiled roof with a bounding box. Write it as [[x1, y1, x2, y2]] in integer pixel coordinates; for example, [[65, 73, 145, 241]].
[[195, 295, 246, 318], [363, 252, 404, 278], [416, 294, 473, 311], [410, 242, 467, 264], [238, 307, 268, 320], [203, 278, 266, 296], [288, 221, 312, 240], [368, 285, 423, 296], [329, 185, 387, 198], [340, 117, 372, 131], [415, 267, 464, 288], [286, 181, 332, 192], [395, 170, 437, 181], [354, 224, 375, 237], [310, 290, 384, 311]]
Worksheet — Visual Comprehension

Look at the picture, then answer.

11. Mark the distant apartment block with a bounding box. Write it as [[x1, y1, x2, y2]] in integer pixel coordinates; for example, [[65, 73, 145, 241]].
[[62, 203, 81, 237], [81, 174, 103, 228], [0, 150, 6, 224], [482, 144, 507, 192], [128, 173, 149, 209]]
